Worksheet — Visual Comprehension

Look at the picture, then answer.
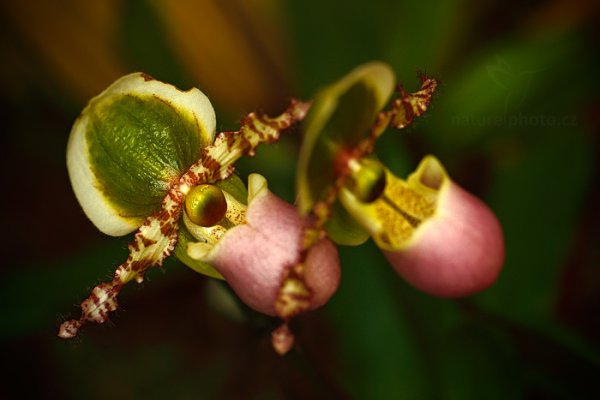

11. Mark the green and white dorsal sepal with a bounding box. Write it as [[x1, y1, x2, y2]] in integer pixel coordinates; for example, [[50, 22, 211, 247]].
[[60, 72, 311, 339], [67, 72, 216, 236], [296, 62, 396, 246]]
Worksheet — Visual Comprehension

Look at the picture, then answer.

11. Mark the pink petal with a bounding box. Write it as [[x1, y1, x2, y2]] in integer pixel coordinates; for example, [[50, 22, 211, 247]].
[[384, 180, 504, 297], [207, 183, 340, 315]]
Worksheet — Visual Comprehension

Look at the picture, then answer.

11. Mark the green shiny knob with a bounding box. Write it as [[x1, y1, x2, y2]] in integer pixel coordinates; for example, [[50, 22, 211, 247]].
[[347, 158, 387, 203], [185, 185, 227, 227]]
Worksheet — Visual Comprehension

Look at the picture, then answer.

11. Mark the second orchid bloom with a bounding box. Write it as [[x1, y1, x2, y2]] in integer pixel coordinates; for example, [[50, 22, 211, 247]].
[[297, 62, 504, 299]]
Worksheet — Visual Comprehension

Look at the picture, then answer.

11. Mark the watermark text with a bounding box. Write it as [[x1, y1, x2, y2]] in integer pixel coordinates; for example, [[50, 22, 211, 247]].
[[451, 113, 577, 128]]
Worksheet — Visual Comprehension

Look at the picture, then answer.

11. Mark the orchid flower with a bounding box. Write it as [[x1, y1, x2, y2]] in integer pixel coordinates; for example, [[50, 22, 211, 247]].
[[58, 73, 322, 342], [296, 62, 504, 298], [186, 173, 340, 317]]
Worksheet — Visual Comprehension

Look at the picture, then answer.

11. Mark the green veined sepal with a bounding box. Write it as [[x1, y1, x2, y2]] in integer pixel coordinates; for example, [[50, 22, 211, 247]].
[[67, 72, 216, 236]]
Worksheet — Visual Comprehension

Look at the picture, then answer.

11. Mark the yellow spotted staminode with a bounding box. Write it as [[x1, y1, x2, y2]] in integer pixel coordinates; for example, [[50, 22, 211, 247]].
[[59, 73, 310, 339]]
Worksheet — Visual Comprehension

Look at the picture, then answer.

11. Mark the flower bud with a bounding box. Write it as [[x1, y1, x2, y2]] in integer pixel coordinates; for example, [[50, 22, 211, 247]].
[[340, 156, 504, 297], [187, 174, 340, 315]]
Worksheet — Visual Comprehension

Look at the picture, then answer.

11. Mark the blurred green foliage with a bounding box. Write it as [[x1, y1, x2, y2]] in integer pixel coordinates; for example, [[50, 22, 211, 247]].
[[1, 0, 598, 399]]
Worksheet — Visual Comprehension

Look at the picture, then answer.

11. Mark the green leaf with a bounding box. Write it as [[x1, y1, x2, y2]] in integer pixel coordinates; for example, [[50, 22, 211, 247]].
[[327, 244, 445, 399], [476, 126, 594, 323], [424, 32, 589, 154]]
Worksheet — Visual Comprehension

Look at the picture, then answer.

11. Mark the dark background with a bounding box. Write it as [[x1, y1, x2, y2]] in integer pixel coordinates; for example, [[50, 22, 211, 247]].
[[1, 0, 599, 399]]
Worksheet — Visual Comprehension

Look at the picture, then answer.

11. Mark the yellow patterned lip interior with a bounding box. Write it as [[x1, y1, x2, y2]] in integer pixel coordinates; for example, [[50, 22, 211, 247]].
[[339, 155, 449, 251]]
